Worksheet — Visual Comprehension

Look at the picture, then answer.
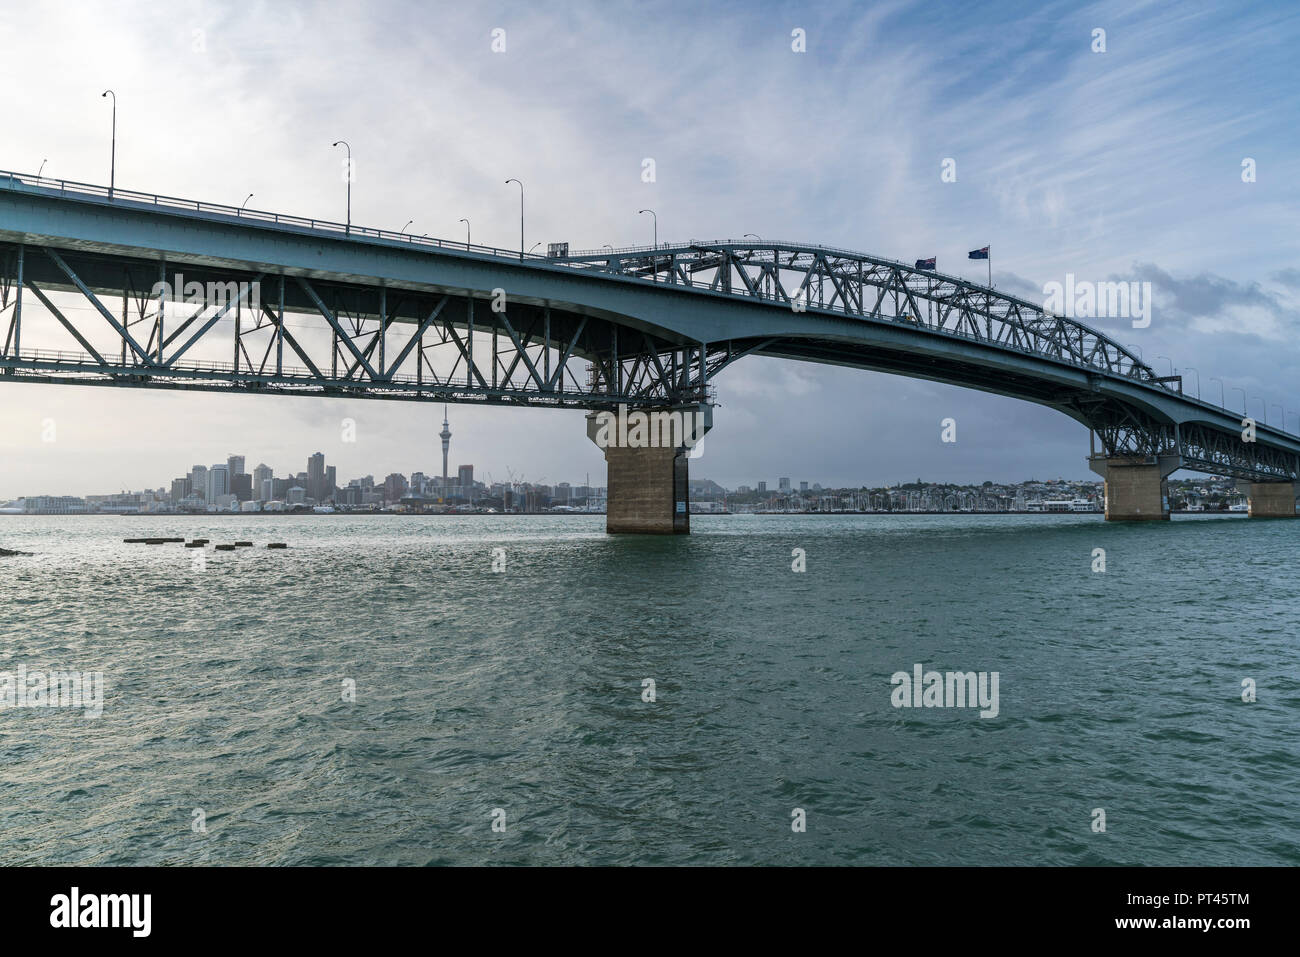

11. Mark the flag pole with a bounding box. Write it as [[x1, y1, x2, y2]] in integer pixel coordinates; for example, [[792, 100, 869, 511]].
[[987, 246, 991, 288]]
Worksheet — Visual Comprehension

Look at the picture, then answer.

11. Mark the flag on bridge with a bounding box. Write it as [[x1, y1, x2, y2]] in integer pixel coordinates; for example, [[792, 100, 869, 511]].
[[968, 247, 989, 260], [915, 257, 936, 271]]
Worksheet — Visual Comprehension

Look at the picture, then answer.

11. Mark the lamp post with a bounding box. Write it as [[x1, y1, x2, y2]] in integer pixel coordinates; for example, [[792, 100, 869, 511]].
[[331, 140, 351, 234], [1182, 366, 1200, 400], [1271, 403, 1284, 428], [1251, 395, 1267, 424], [1231, 386, 1246, 415], [101, 90, 116, 197], [1209, 376, 1225, 409], [1126, 343, 1143, 361], [400, 220, 413, 235], [744, 233, 760, 241], [529, 242, 542, 255], [1154, 354, 1174, 378], [240, 193, 254, 212], [37, 159, 47, 178], [459, 218, 470, 249], [638, 208, 657, 281], [505, 179, 523, 258]]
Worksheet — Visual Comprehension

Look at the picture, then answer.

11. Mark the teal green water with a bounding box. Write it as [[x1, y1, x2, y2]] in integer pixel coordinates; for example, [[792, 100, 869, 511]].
[[0, 513, 1295, 865]]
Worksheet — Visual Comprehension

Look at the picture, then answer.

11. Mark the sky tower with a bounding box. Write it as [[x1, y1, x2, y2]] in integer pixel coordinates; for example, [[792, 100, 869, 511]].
[[440, 406, 451, 489]]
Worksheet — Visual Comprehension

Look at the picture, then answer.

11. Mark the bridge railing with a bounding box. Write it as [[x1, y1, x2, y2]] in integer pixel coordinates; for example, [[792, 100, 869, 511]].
[[0, 169, 560, 264]]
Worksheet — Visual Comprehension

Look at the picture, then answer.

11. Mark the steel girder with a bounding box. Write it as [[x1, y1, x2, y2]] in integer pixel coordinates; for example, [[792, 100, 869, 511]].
[[0, 241, 718, 410]]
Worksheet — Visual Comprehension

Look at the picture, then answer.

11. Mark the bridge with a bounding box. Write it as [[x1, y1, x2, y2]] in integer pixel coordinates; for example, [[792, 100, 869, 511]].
[[1, 169, 1296, 532]]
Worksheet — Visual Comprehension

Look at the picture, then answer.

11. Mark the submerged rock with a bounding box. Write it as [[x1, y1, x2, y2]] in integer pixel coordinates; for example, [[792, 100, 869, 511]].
[[0, 547, 33, 557]]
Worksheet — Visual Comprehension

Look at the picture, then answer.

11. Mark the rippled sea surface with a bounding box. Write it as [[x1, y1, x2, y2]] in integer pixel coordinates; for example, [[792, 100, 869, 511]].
[[0, 512, 1296, 865]]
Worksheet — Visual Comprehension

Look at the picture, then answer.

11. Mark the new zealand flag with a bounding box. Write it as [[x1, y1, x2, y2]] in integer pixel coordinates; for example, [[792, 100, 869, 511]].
[[915, 257, 936, 271], [968, 247, 990, 260]]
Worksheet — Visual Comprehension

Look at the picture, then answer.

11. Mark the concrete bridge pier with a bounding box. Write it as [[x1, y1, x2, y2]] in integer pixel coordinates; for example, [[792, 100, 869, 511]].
[[587, 405, 712, 534], [1088, 453, 1180, 521], [1242, 480, 1297, 517]]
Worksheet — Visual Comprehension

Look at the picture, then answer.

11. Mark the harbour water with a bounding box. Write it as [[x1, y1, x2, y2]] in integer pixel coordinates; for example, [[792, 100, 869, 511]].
[[1, 513, 1296, 865]]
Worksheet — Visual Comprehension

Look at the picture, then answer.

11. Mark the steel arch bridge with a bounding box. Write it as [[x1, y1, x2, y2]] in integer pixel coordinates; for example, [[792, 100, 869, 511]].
[[1, 168, 1297, 526]]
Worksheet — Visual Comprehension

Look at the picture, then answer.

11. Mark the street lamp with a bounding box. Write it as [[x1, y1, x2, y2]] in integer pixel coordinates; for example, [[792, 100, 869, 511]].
[[101, 90, 116, 197], [1251, 395, 1267, 424], [1209, 376, 1225, 408], [331, 140, 351, 234], [240, 193, 254, 211], [1154, 354, 1174, 378], [1182, 366, 1201, 400], [505, 178, 524, 258], [638, 208, 657, 281], [1126, 343, 1143, 361], [744, 233, 760, 241], [1271, 403, 1284, 427], [458, 218, 470, 248], [1230, 386, 1246, 415], [400, 220, 413, 235], [529, 242, 542, 254], [37, 158, 47, 178]]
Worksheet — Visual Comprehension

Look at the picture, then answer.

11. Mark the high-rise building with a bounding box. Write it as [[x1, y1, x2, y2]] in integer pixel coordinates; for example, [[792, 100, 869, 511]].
[[170, 477, 189, 503], [779, 477, 791, 491], [231, 473, 253, 502], [757, 481, 767, 494], [439, 408, 452, 488], [458, 464, 473, 490], [325, 465, 336, 501], [261, 478, 274, 502], [190, 465, 208, 501], [308, 453, 326, 503], [227, 455, 245, 478], [207, 464, 229, 503], [799, 481, 808, 493], [253, 464, 273, 501], [384, 473, 409, 503]]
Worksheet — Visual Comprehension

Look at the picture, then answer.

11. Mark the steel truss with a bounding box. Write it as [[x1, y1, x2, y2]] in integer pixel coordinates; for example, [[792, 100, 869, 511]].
[[0, 242, 729, 410], [563, 241, 1160, 384]]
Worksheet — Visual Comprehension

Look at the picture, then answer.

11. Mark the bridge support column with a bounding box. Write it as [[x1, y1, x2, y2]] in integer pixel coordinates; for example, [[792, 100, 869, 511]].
[[1088, 454, 1179, 521], [1246, 481, 1297, 518], [587, 405, 711, 534]]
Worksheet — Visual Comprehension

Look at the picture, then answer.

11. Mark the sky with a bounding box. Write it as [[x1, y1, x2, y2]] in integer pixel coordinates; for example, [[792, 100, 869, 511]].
[[1, 0, 1298, 496]]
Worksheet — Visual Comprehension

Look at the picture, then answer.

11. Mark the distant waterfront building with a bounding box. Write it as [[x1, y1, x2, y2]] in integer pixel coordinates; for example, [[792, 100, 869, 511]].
[[231, 473, 253, 502], [757, 481, 767, 494], [170, 477, 189, 503], [799, 481, 809, 493], [325, 465, 337, 501], [286, 486, 306, 505], [253, 464, 273, 501], [261, 478, 274, 502], [308, 453, 326, 502], [384, 473, 409, 503], [206, 464, 229, 503], [779, 477, 791, 491], [227, 454, 245, 478], [22, 495, 87, 514], [190, 465, 208, 501], [458, 464, 473, 491]]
